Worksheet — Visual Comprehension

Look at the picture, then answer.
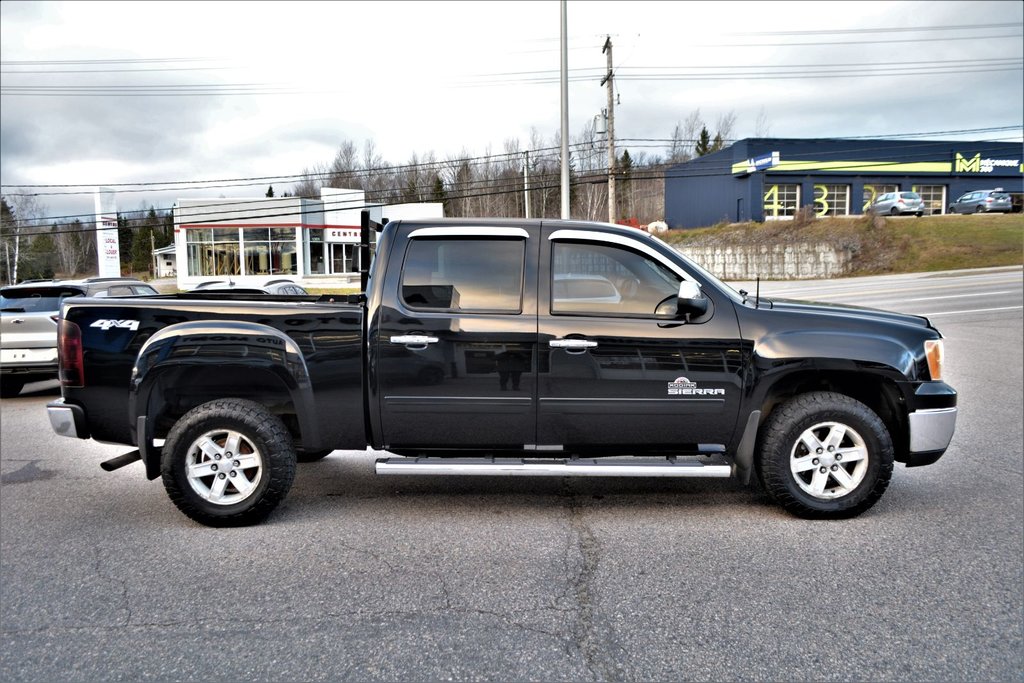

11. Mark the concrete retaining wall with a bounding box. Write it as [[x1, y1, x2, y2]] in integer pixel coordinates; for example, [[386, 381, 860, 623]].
[[676, 243, 854, 280]]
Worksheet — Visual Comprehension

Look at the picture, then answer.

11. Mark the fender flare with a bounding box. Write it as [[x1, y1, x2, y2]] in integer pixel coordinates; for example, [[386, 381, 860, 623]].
[[129, 320, 316, 479]]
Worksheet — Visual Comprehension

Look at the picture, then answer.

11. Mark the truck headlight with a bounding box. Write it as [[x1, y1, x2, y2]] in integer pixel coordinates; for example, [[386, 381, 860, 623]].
[[924, 339, 944, 381]]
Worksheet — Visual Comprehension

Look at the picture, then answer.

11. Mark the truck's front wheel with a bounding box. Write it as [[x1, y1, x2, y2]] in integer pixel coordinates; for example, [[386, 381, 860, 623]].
[[161, 399, 297, 527], [758, 392, 894, 519]]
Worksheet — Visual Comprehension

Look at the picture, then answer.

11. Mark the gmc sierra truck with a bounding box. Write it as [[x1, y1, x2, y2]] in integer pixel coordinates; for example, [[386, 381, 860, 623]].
[[46, 216, 957, 526]]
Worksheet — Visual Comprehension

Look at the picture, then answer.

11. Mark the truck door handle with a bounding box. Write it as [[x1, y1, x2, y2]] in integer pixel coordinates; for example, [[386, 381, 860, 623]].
[[390, 335, 440, 350], [549, 338, 598, 353]]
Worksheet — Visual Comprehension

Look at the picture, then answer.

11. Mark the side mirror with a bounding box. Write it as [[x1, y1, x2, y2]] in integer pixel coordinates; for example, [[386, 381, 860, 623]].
[[677, 280, 708, 316]]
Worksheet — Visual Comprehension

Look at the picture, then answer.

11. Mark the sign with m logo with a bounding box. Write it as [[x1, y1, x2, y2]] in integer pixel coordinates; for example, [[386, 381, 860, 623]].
[[955, 153, 981, 173]]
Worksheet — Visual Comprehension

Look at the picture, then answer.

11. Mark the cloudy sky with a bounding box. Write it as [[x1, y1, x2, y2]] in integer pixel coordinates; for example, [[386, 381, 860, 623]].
[[1, 0, 1022, 223]]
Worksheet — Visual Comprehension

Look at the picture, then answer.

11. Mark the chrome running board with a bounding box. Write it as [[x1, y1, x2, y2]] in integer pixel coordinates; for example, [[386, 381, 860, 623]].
[[375, 457, 732, 478]]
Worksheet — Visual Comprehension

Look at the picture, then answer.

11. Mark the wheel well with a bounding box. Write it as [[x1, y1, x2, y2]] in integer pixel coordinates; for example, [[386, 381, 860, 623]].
[[148, 366, 301, 445], [758, 370, 908, 457]]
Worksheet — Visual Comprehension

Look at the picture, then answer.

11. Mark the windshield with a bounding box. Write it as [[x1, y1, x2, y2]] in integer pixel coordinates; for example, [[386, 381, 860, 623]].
[[0, 287, 83, 312]]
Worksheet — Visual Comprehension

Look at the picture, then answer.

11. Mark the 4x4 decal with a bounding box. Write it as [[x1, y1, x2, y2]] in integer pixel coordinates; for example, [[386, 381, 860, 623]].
[[90, 319, 140, 331]]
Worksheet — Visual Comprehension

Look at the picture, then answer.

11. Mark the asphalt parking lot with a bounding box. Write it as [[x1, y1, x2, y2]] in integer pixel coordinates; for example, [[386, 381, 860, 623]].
[[1, 267, 1021, 682]]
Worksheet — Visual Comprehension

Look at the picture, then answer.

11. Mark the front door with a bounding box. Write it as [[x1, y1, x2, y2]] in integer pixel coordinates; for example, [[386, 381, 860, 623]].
[[537, 228, 744, 453]]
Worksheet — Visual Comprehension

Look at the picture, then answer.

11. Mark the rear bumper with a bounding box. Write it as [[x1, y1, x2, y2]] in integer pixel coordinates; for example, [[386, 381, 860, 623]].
[[47, 399, 90, 439]]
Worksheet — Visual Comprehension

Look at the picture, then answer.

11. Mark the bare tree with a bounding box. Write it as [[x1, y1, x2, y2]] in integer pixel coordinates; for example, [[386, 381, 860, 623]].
[[755, 106, 771, 137], [715, 110, 737, 143], [53, 220, 95, 277], [5, 195, 47, 283]]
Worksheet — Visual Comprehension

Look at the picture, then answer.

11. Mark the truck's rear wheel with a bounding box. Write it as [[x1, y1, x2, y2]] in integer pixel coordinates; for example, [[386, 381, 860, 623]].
[[758, 392, 893, 519], [161, 399, 296, 527]]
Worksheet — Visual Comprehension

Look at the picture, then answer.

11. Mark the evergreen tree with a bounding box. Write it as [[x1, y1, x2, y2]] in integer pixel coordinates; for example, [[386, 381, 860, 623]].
[[132, 226, 153, 274], [695, 126, 712, 157], [710, 132, 725, 153], [266, 185, 275, 197], [431, 174, 449, 216], [117, 214, 134, 274]]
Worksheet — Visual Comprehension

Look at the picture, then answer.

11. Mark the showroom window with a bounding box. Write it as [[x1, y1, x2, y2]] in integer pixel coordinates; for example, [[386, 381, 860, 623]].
[[912, 185, 946, 215], [862, 184, 899, 212], [763, 184, 801, 219], [243, 227, 298, 275], [186, 228, 241, 276], [814, 184, 850, 217]]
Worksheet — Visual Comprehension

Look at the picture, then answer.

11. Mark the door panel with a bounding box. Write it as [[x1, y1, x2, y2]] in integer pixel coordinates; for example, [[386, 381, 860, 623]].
[[375, 230, 539, 450], [537, 229, 744, 453]]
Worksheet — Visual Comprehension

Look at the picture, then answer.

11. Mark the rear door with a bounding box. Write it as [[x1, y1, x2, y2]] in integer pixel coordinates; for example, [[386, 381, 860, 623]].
[[375, 225, 539, 450]]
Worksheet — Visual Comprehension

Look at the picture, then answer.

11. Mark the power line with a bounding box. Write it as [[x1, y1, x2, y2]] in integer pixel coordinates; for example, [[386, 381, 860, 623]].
[[4, 139, 1018, 230]]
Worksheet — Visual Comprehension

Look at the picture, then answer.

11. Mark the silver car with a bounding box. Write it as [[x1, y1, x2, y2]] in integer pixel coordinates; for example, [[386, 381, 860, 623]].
[[0, 277, 158, 397], [868, 191, 925, 217], [947, 189, 1013, 214]]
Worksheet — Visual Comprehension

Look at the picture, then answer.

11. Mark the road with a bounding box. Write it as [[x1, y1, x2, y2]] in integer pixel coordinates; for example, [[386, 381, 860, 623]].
[[1, 267, 1021, 682]]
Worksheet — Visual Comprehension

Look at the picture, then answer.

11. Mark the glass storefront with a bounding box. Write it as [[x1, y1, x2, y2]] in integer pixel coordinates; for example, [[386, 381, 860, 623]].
[[186, 226, 297, 277]]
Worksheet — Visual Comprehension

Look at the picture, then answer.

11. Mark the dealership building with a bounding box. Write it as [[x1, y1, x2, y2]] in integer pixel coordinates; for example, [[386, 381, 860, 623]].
[[664, 138, 1023, 228], [171, 188, 442, 290]]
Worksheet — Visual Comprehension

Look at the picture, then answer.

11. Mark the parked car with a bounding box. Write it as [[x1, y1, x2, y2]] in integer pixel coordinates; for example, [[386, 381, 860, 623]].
[[191, 279, 309, 295], [947, 189, 1013, 214], [868, 191, 925, 217], [0, 277, 159, 397]]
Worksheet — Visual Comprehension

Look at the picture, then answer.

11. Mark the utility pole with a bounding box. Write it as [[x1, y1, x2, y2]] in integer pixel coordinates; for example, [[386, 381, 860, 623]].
[[559, 0, 570, 219], [150, 231, 156, 277], [601, 36, 616, 224], [523, 150, 531, 219]]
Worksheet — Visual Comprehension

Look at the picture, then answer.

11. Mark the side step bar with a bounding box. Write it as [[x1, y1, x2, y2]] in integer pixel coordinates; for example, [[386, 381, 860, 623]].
[[101, 450, 142, 472], [375, 457, 732, 478]]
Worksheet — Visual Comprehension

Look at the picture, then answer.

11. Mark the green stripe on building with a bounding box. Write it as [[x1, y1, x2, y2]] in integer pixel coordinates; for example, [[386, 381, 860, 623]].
[[732, 159, 953, 175]]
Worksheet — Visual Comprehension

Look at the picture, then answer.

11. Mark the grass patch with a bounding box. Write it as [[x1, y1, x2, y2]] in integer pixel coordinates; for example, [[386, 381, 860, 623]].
[[660, 213, 1023, 275]]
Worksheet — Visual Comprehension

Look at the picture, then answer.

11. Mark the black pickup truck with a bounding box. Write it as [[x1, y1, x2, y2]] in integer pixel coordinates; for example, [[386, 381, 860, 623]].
[[47, 216, 957, 526]]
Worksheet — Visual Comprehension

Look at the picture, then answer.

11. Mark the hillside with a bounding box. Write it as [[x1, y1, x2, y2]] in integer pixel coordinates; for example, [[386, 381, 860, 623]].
[[659, 213, 1024, 276]]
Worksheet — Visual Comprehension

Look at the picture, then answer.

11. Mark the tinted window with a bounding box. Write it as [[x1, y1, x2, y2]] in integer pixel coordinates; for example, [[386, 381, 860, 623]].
[[401, 238, 524, 313], [551, 241, 680, 316], [0, 287, 83, 312]]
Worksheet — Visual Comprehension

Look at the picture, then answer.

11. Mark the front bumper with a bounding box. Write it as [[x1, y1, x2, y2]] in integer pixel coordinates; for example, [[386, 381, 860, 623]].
[[901, 381, 957, 467], [909, 407, 957, 452], [47, 399, 90, 439]]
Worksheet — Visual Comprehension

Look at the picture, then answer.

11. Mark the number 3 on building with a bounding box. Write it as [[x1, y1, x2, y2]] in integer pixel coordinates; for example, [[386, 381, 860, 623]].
[[813, 185, 830, 217]]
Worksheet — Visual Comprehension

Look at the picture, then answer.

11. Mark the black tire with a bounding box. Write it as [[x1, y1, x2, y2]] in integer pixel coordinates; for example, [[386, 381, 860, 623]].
[[758, 392, 893, 519], [889, 207, 899, 216], [295, 448, 332, 463], [975, 204, 984, 214], [0, 375, 25, 399], [161, 398, 297, 527], [947, 206, 956, 214]]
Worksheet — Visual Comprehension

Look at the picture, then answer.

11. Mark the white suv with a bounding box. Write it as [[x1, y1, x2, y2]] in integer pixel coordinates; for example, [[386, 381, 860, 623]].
[[0, 277, 158, 397]]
